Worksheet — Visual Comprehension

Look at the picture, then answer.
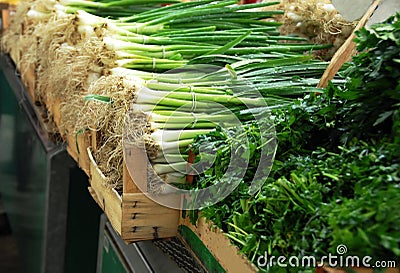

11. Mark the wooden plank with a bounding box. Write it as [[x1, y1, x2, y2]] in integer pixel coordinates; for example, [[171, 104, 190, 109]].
[[31, 102, 59, 142], [77, 133, 91, 176], [318, 0, 382, 88], [123, 162, 140, 193], [50, 97, 62, 128], [1, 8, 10, 30], [9, 46, 19, 69], [20, 61, 36, 102], [66, 134, 79, 163], [88, 187, 101, 208], [88, 148, 122, 234], [66, 132, 91, 176], [123, 144, 147, 192], [180, 216, 258, 273], [121, 193, 179, 241], [91, 131, 99, 153]]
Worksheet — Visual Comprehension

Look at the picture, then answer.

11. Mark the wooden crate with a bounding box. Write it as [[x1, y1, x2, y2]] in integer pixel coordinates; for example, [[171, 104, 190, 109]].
[[87, 146, 180, 242]]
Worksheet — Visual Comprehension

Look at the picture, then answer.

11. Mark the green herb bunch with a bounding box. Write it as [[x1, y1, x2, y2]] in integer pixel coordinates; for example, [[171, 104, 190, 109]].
[[335, 13, 400, 144], [188, 13, 400, 272]]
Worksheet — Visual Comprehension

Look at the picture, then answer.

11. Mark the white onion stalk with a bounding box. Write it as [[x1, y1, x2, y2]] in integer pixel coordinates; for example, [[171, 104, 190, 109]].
[[151, 129, 212, 142], [149, 121, 226, 130], [159, 172, 187, 184], [153, 161, 188, 175], [152, 154, 188, 164]]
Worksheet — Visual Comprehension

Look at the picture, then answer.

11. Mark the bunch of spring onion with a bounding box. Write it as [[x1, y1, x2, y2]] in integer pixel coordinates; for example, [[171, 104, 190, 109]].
[[31, 0, 331, 73], [110, 53, 346, 187], [57, 0, 181, 18]]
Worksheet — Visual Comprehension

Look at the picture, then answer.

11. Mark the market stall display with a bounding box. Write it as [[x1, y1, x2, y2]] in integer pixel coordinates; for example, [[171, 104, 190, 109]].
[[1, 0, 399, 272]]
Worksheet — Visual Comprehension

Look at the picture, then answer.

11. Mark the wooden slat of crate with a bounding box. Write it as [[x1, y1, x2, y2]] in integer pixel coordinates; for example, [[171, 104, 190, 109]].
[[20, 60, 36, 102], [0, 3, 10, 30], [179, 215, 258, 273], [15, 57, 65, 142], [123, 144, 146, 193], [66, 132, 91, 176], [121, 193, 179, 241], [122, 144, 181, 239], [8, 45, 19, 67], [42, 96, 90, 175], [47, 97, 61, 127], [1, 9, 10, 29], [318, 0, 382, 88], [88, 147, 123, 234], [88, 147, 180, 242]]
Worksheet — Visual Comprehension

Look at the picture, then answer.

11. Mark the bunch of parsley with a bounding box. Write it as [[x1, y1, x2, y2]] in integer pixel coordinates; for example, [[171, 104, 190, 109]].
[[188, 13, 400, 272]]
